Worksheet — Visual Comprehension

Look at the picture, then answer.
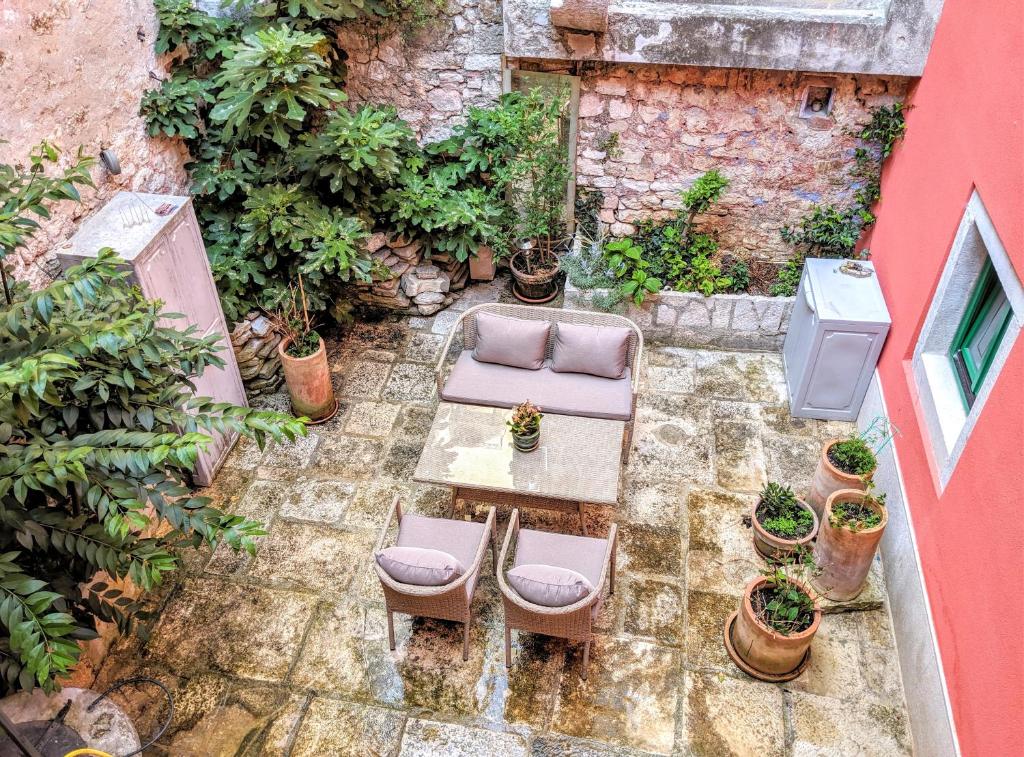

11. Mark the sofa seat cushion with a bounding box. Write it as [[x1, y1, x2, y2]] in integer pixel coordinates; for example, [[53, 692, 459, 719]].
[[441, 351, 633, 421]]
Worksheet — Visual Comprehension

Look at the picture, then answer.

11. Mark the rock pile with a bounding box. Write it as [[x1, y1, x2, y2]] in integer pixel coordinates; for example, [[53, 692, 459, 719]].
[[230, 313, 285, 396], [355, 232, 469, 315]]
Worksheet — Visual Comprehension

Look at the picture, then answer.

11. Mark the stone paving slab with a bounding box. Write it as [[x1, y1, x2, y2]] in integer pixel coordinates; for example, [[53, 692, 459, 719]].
[[93, 289, 910, 756]]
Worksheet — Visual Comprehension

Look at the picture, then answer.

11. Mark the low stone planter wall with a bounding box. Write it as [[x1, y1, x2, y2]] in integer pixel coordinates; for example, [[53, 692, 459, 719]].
[[564, 281, 795, 351], [355, 232, 469, 316], [230, 312, 285, 396]]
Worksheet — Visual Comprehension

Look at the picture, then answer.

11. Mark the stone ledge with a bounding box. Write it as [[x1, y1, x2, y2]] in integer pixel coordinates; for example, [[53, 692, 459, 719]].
[[564, 280, 795, 351]]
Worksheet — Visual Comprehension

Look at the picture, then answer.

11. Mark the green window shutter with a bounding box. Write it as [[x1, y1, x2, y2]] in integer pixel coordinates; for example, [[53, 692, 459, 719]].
[[950, 260, 1014, 407]]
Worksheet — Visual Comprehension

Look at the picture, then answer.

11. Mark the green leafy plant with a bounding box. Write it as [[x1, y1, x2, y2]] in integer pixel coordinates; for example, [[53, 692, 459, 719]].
[[210, 25, 346, 147], [507, 400, 542, 436], [0, 249, 306, 693], [140, 76, 215, 139], [769, 258, 803, 297], [756, 482, 814, 540], [604, 238, 662, 305], [295, 105, 417, 206], [154, 0, 239, 60], [828, 436, 877, 476], [830, 500, 883, 531], [0, 142, 95, 305], [675, 251, 733, 297], [266, 274, 323, 358], [754, 553, 818, 635]]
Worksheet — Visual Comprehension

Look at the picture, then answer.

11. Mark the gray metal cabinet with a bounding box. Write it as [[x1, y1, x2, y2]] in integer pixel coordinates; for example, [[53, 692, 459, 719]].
[[57, 192, 247, 485], [783, 258, 891, 421]]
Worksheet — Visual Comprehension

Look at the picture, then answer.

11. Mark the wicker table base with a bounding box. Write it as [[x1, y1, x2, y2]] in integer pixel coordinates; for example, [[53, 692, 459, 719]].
[[450, 485, 591, 534]]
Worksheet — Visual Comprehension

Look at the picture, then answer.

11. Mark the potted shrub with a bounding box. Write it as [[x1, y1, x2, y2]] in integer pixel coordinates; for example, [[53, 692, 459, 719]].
[[270, 276, 337, 423], [751, 482, 819, 560], [812, 486, 888, 601], [807, 435, 877, 516], [507, 400, 543, 452], [495, 90, 572, 303], [724, 557, 822, 682]]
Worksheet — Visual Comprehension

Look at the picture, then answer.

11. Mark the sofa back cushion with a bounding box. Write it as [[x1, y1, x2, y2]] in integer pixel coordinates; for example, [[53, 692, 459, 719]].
[[507, 563, 594, 607], [550, 322, 631, 379], [472, 311, 551, 370], [376, 546, 465, 586]]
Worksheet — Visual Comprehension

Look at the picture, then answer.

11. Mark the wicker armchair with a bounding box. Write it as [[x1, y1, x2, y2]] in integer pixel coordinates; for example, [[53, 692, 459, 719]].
[[434, 302, 643, 462], [373, 495, 497, 661], [497, 509, 617, 679]]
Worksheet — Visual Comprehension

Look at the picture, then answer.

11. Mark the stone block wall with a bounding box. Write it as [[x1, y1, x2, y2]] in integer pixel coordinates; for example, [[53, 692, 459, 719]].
[[517, 61, 908, 262], [354, 232, 469, 314], [564, 280, 795, 351], [337, 0, 503, 142], [0, 0, 190, 288]]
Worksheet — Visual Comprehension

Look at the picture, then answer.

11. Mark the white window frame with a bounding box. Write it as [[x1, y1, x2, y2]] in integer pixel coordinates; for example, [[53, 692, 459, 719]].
[[910, 190, 1023, 490]]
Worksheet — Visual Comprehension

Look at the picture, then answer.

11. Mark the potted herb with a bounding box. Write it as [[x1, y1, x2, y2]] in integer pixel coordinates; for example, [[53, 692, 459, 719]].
[[751, 482, 819, 560], [812, 485, 888, 601], [270, 276, 337, 423], [807, 435, 877, 516], [495, 90, 572, 303], [724, 555, 822, 682], [507, 400, 543, 452]]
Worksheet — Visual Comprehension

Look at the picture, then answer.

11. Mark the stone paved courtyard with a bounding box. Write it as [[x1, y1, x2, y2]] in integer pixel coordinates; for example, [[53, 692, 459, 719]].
[[95, 282, 911, 756]]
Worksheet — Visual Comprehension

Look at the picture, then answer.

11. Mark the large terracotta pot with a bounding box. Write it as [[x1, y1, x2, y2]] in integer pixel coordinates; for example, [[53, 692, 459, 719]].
[[727, 576, 821, 680], [812, 489, 888, 601], [469, 244, 496, 281], [278, 336, 337, 422], [751, 498, 819, 560], [510, 243, 562, 303], [806, 438, 875, 517]]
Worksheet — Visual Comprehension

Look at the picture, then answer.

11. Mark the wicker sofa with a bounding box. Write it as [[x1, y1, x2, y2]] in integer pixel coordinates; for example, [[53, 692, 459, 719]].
[[434, 303, 643, 460]]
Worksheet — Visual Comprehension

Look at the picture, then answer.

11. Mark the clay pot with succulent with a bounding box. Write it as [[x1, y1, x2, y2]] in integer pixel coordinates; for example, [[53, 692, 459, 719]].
[[269, 276, 338, 423], [807, 435, 878, 517], [507, 400, 543, 452], [751, 482, 819, 560], [812, 484, 888, 601], [724, 552, 822, 682]]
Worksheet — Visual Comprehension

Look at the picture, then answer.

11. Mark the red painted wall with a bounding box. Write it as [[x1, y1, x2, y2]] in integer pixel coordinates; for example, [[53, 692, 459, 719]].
[[862, 0, 1024, 753]]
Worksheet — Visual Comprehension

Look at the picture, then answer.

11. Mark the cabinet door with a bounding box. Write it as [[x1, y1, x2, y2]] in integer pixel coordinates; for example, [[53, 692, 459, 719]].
[[136, 207, 247, 485], [803, 330, 875, 412]]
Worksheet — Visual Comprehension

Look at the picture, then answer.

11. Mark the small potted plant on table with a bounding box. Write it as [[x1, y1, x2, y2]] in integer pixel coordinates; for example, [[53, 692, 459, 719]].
[[507, 400, 543, 452], [724, 555, 822, 682], [807, 435, 877, 516], [751, 482, 819, 560], [812, 485, 888, 601], [270, 276, 338, 423]]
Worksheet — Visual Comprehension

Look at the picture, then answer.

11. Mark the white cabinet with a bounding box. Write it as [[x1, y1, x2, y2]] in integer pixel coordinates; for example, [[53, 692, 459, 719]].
[[57, 192, 246, 485], [783, 258, 891, 421]]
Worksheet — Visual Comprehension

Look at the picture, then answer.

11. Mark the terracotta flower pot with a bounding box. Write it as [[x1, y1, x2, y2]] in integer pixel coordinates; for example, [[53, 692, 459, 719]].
[[806, 438, 875, 517], [726, 576, 821, 681], [469, 244, 497, 281], [278, 336, 337, 422], [812, 489, 888, 601], [751, 498, 819, 560], [510, 247, 561, 303]]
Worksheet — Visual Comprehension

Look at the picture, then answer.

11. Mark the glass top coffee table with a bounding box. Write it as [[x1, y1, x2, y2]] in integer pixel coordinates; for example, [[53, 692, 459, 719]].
[[413, 402, 625, 533]]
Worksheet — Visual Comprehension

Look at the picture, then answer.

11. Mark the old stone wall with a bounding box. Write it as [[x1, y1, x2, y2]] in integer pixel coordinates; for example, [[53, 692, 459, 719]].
[[337, 0, 504, 142], [520, 62, 908, 261], [0, 0, 190, 287]]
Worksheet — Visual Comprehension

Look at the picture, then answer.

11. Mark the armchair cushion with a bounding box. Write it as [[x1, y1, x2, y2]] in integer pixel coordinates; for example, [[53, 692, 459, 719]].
[[551, 322, 631, 379], [472, 312, 551, 370], [376, 546, 464, 586], [507, 563, 594, 607], [513, 528, 609, 590], [396, 513, 487, 580]]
